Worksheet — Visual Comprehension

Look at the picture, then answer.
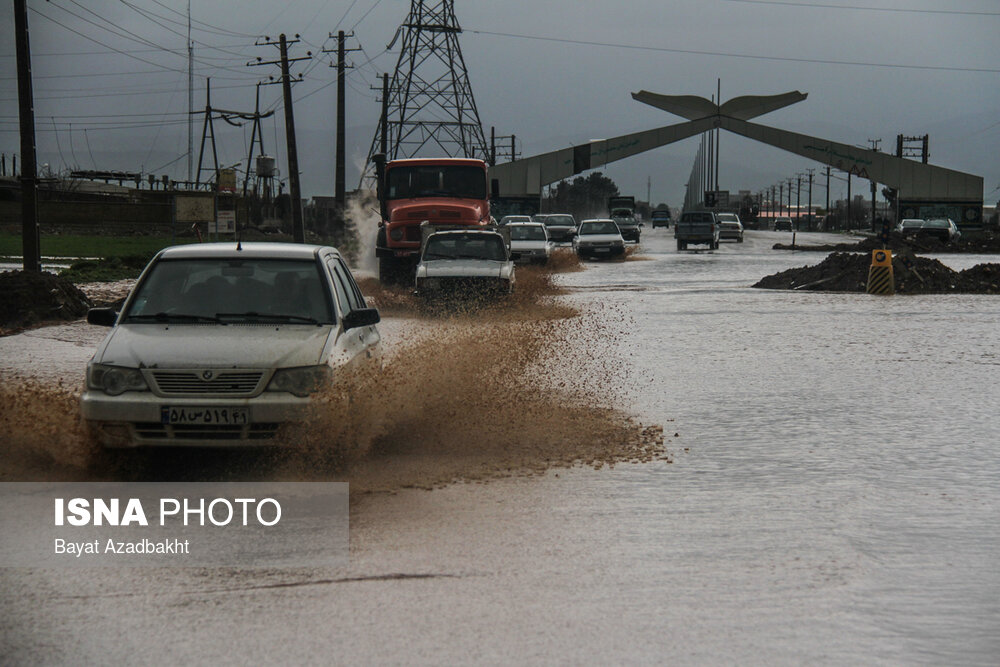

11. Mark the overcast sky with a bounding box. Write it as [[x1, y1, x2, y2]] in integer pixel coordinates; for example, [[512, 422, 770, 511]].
[[2, 0, 998, 208]]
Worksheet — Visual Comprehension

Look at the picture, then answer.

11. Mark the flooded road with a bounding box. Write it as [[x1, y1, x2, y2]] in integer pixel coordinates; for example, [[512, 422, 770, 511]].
[[2, 230, 998, 664]]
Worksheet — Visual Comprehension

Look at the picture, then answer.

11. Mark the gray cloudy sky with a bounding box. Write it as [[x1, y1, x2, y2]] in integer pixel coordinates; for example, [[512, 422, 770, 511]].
[[2, 0, 998, 208]]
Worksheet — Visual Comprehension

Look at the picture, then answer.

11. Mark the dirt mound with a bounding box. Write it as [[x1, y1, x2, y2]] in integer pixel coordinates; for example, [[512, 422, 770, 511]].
[[0, 270, 93, 334], [753, 252, 1000, 294]]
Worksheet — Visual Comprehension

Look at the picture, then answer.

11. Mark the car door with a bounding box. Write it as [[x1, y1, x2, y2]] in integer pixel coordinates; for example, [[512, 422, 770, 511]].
[[331, 257, 382, 367]]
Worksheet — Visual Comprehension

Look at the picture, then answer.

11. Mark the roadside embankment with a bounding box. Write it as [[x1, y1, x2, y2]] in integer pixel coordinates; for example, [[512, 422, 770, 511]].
[[772, 230, 1000, 254]]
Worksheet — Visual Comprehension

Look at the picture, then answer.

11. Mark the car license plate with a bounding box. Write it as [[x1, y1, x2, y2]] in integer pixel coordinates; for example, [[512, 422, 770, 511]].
[[595, 247, 610, 253], [161, 406, 249, 425]]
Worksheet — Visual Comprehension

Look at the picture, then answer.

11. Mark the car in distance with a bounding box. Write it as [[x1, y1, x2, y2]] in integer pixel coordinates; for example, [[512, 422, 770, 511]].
[[715, 212, 744, 242], [538, 213, 578, 243], [674, 211, 720, 250], [498, 215, 532, 226], [573, 219, 625, 259], [897, 217, 961, 243], [414, 229, 515, 297], [773, 217, 794, 232], [80, 242, 382, 448], [651, 209, 671, 228], [508, 221, 554, 265]]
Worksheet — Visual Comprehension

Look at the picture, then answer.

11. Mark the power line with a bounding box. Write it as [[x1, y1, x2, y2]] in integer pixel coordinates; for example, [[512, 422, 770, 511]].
[[467, 28, 1000, 74], [133, 0, 260, 39], [29, 6, 186, 73], [722, 0, 1000, 17]]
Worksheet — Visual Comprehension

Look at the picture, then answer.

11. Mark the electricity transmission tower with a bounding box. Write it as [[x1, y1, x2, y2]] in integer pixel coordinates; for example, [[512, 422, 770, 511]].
[[364, 0, 489, 183]]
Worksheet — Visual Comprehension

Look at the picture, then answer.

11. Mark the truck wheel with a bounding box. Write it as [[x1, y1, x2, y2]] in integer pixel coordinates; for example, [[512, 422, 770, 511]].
[[378, 258, 397, 285], [379, 257, 411, 286], [677, 240, 684, 251]]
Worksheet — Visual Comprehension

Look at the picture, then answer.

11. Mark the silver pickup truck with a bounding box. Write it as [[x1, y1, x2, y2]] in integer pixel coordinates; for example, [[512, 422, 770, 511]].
[[675, 211, 720, 250]]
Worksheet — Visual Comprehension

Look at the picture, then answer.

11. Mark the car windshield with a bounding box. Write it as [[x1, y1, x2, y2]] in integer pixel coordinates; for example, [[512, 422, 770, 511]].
[[580, 221, 618, 235], [386, 164, 486, 200], [423, 234, 507, 261], [544, 215, 575, 227], [924, 219, 950, 228], [717, 214, 738, 222], [123, 257, 333, 324], [510, 226, 546, 241]]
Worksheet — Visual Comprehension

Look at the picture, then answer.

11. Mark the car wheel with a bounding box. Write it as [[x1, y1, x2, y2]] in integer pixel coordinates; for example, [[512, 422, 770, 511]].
[[737, 236, 744, 243]]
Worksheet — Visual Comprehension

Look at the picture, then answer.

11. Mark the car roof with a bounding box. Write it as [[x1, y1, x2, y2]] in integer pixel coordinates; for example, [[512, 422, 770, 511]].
[[507, 221, 544, 227], [580, 218, 615, 224], [157, 242, 332, 261]]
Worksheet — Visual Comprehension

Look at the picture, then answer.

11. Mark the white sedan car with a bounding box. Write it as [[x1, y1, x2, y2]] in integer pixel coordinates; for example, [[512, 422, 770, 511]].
[[414, 229, 515, 297], [80, 242, 382, 448], [573, 219, 625, 259], [508, 221, 554, 265]]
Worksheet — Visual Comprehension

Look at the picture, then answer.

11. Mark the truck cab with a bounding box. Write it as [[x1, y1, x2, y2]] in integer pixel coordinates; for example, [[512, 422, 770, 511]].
[[608, 195, 641, 243], [373, 156, 496, 285]]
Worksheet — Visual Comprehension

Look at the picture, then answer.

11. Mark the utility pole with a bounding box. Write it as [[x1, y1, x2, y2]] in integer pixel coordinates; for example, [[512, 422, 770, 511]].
[[795, 174, 802, 231], [250, 35, 312, 243], [867, 138, 881, 231], [825, 166, 831, 218], [847, 173, 853, 230], [324, 31, 359, 213], [806, 168, 814, 230], [14, 0, 40, 272], [779, 183, 783, 218]]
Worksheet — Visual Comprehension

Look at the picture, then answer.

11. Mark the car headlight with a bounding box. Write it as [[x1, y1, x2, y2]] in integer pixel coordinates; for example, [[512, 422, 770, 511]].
[[267, 365, 333, 397], [87, 364, 148, 396], [389, 227, 404, 241]]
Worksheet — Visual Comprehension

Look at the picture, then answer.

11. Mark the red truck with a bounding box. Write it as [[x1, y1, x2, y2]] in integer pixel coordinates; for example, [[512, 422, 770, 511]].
[[372, 155, 498, 285]]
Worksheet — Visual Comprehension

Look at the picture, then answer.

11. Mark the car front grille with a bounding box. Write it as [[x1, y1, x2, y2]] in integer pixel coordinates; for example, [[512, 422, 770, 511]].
[[150, 370, 266, 397], [133, 422, 280, 441]]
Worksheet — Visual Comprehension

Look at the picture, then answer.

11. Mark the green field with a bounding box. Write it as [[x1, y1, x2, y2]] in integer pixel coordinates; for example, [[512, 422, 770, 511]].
[[0, 233, 199, 259]]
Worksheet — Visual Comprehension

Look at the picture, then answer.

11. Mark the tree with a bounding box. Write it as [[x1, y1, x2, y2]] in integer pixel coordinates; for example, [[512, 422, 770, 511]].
[[543, 172, 620, 219]]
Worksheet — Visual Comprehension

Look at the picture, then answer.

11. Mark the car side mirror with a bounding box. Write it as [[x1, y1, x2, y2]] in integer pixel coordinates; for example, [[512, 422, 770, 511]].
[[87, 308, 118, 327], [343, 307, 380, 330]]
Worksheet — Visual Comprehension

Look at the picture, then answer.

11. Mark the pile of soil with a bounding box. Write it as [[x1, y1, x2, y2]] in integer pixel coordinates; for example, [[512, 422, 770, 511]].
[[753, 252, 1000, 294], [773, 230, 1000, 254], [0, 270, 93, 334]]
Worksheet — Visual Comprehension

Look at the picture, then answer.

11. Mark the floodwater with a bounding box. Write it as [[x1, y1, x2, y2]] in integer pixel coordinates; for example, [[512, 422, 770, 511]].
[[2, 230, 998, 665]]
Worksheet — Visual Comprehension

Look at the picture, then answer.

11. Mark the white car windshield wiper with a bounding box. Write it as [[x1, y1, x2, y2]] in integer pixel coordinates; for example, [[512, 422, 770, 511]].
[[126, 312, 222, 323], [215, 312, 321, 324]]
